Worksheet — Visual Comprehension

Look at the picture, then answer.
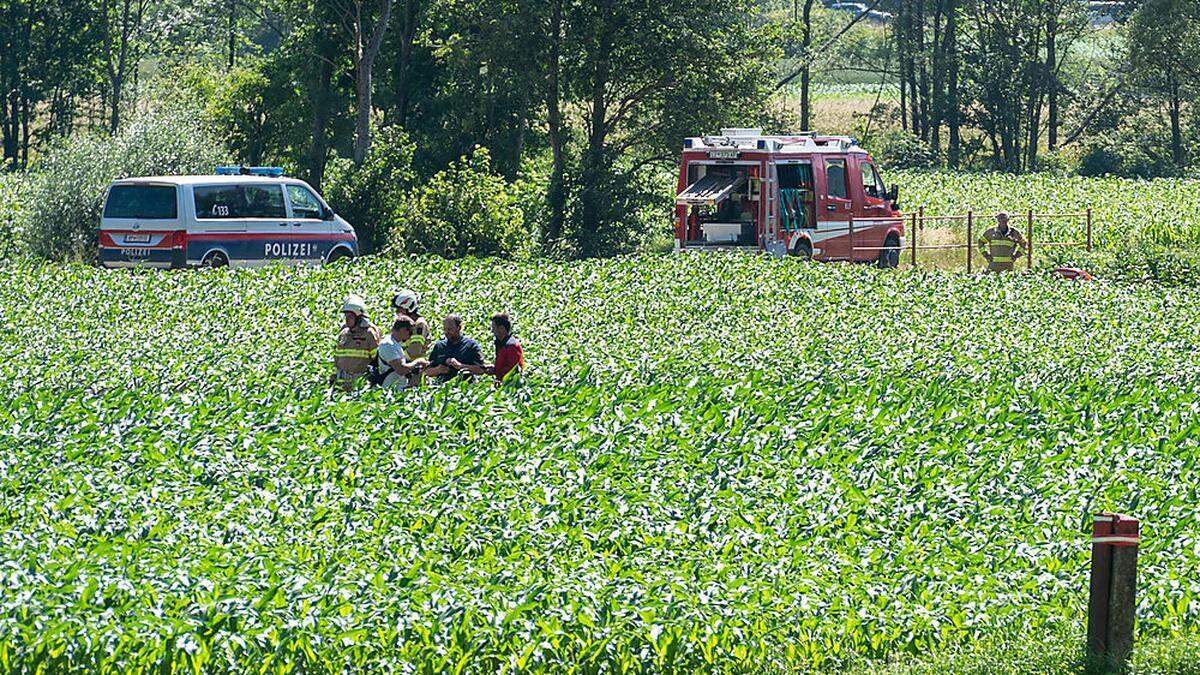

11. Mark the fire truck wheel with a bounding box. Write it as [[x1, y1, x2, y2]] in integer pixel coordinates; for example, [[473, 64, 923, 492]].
[[790, 240, 813, 260], [878, 235, 900, 269]]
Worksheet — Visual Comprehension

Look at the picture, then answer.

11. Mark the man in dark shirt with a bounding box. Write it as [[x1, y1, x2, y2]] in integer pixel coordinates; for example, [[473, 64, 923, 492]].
[[424, 314, 484, 383]]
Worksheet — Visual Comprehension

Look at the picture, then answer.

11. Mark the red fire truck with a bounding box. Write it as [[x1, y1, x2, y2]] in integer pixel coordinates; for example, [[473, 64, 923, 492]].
[[675, 129, 903, 266]]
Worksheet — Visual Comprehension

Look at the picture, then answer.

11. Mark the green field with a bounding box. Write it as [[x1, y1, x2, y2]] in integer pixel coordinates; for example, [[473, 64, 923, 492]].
[[894, 170, 1200, 250], [2, 256, 1200, 672]]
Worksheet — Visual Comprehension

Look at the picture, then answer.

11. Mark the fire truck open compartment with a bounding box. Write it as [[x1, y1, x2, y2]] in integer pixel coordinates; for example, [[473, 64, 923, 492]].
[[677, 163, 759, 246], [777, 162, 815, 233]]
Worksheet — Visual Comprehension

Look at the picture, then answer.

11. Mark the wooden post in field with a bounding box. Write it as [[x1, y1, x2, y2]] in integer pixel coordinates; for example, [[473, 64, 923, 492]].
[[966, 211, 973, 274], [1027, 210, 1034, 270], [1086, 208, 1093, 252], [1087, 513, 1139, 668], [910, 211, 918, 267]]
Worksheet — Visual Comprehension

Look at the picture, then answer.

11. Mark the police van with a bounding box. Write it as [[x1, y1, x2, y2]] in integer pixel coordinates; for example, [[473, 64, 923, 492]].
[[99, 167, 358, 269]]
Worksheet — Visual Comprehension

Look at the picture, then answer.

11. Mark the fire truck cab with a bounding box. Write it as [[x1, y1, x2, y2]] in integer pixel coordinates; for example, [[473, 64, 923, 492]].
[[675, 129, 903, 266]]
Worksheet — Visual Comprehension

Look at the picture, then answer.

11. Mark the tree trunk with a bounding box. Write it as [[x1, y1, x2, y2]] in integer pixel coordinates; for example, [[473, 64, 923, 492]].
[[1046, 10, 1057, 150], [800, 0, 814, 130], [1170, 76, 1183, 168], [545, 0, 566, 245], [392, 0, 419, 127], [351, 0, 393, 165], [227, 0, 237, 69], [579, 10, 613, 255], [930, 0, 945, 155], [354, 62, 373, 164], [19, 93, 29, 168], [308, 50, 333, 189], [897, 1, 909, 132], [946, 0, 960, 168], [916, 0, 930, 140], [510, 89, 529, 180]]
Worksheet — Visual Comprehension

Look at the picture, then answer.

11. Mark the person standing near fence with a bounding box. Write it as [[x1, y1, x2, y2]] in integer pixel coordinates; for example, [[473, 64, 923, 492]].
[[977, 212, 1028, 273]]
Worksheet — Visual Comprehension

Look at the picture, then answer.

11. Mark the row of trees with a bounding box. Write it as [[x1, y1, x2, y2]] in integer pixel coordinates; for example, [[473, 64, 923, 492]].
[[2, 0, 782, 256], [5, 0, 1200, 257], [779, 0, 1200, 175]]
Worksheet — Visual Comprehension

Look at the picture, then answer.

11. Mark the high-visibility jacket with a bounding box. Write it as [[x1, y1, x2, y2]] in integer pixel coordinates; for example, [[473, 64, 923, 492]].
[[334, 319, 381, 389], [977, 226, 1027, 272], [405, 322, 429, 359]]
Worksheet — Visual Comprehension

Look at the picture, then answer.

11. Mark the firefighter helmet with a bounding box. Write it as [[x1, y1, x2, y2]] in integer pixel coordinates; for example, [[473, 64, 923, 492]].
[[391, 289, 419, 314], [341, 294, 367, 316]]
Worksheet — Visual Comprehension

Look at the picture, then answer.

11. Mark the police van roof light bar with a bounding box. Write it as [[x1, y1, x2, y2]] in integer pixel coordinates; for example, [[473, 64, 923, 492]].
[[215, 166, 285, 177]]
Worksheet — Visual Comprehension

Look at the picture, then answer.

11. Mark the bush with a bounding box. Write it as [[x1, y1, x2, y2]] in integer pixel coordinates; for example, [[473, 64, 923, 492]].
[[322, 126, 415, 254], [23, 105, 225, 261], [389, 147, 532, 259], [0, 173, 28, 260], [871, 130, 938, 170], [1077, 110, 1180, 179]]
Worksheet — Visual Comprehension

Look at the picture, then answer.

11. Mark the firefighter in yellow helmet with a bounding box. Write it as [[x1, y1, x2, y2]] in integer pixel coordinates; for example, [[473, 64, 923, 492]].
[[977, 212, 1028, 273], [332, 294, 381, 390]]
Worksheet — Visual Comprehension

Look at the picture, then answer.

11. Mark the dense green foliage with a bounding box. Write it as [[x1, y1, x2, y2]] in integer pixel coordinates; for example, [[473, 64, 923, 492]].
[[0, 173, 25, 259], [391, 148, 533, 259], [321, 126, 417, 254], [21, 105, 225, 261], [2, 256, 1200, 672]]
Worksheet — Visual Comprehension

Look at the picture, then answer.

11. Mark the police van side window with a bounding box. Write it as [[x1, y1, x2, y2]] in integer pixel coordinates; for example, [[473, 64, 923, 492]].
[[195, 185, 287, 219], [195, 185, 241, 219], [287, 185, 324, 219], [242, 185, 287, 218]]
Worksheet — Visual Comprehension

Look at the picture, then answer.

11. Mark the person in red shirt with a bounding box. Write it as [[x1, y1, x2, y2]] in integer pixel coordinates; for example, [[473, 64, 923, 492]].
[[462, 312, 524, 384], [489, 313, 524, 383]]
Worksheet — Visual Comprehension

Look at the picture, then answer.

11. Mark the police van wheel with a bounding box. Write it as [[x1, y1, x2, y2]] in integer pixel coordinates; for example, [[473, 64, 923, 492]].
[[878, 235, 900, 269], [790, 240, 813, 260], [203, 251, 229, 268], [326, 248, 353, 265]]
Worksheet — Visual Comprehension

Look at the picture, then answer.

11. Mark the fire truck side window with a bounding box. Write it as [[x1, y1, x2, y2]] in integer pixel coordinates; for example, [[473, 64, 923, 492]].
[[861, 162, 886, 199], [825, 159, 848, 199]]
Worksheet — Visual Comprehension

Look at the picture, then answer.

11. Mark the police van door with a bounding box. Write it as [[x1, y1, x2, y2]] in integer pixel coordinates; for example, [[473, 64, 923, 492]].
[[284, 183, 332, 263], [242, 183, 293, 265], [191, 183, 250, 266]]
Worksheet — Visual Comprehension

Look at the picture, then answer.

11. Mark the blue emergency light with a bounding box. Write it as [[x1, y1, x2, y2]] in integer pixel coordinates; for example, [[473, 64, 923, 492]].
[[215, 166, 285, 177]]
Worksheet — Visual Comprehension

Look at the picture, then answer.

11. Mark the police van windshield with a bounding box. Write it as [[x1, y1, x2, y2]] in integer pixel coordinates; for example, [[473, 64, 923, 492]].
[[104, 184, 178, 219]]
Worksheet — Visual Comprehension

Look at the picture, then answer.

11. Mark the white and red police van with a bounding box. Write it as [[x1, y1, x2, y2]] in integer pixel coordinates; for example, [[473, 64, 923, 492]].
[[99, 167, 358, 269], [675, 129, 903, 266]]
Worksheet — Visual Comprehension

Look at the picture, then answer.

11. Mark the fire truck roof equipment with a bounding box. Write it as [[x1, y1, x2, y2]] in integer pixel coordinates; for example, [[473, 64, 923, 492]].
[[683, 129, 863, 155]]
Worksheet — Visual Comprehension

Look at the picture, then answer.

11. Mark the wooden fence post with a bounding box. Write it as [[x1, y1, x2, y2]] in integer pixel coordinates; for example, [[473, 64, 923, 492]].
[[1088, 513, 1139, 668], [1027, 210, 1034, 270], [966, 212, 973, 274]]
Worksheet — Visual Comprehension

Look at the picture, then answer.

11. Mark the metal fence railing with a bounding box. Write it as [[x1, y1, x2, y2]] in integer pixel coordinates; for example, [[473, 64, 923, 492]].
[[848, 208, 1095, 271]]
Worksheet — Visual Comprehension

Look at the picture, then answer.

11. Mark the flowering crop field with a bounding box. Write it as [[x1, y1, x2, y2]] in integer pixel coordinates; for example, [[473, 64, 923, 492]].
[[2, 256, 1200, 673]]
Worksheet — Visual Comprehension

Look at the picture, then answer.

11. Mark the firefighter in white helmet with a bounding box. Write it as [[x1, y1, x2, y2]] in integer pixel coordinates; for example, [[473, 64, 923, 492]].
[[391, 289, 431, 359], [332, 294, 381, 390]]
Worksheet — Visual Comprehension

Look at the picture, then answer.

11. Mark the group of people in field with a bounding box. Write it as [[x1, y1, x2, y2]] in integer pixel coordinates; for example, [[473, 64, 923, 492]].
[[332, 289, 524, 391]]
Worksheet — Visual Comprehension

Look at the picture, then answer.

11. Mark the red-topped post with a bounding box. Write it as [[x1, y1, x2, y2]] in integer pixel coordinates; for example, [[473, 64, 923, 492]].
[[1087, 512, 1140, 667]]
